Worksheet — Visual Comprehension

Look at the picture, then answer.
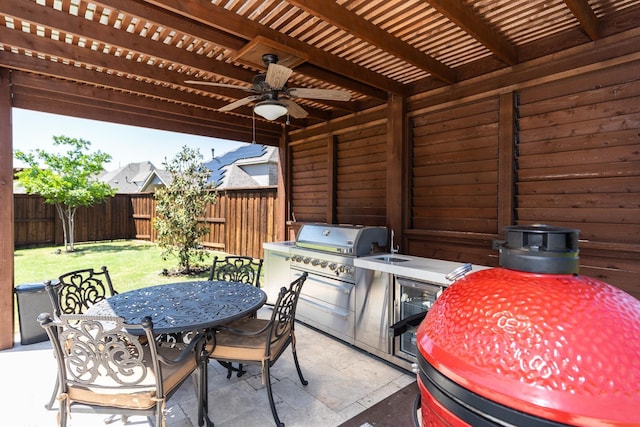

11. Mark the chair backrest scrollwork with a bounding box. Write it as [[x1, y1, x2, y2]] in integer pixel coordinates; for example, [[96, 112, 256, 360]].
[[266, 272, 307, 355], [208, 256, 263, 287], [39, 314, 162, 394], [46, 266, 117, 317]]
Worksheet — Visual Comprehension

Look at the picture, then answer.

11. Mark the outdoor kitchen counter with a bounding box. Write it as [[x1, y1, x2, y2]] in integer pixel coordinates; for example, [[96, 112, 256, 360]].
[[263, 240, 295, 253], [354, 254, 489, 286]]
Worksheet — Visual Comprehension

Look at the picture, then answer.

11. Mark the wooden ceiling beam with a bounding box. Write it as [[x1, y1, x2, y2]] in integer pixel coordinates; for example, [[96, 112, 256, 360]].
[[15, 95, 280, 145], [93, 0, 247, 51], [425, 0, 518, 66], [0, 50, 233, 114], [20, 0, 384, 111], [1, 0, 256, 84], [0, 28, 327, 126], [141, 0, 405, 95], [98, 0, 388, 99], [563, 0, 601, 40], [12, 85, 281, 145], [9, 72, 269, 134], [287, 0, 456, 83]]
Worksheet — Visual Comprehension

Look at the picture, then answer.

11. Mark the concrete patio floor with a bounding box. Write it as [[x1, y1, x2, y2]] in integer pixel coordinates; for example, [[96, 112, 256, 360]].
[[1, 306, 415, 427]]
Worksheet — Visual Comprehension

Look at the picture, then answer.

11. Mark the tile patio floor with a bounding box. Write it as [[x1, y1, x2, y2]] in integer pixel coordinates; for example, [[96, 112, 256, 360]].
[[1, 306, 415, 427]]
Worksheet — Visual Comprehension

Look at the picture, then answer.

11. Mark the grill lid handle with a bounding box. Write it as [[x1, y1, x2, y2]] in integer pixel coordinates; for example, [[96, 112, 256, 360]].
[[445, 263, 472, 282]]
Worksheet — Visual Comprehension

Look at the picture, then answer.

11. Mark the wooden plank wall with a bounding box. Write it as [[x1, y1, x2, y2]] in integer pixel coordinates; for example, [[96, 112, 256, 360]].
[[72, 194, 134, 242], [14, 194, 134, 247], [516, 61, 640, 299], [286, 54, 639, 300], [14, 194, 56, 246], [289, 139, 329, 223], [14, 188, 278, 259], [411, 98, 500, 233], [336, 123, 387, 225], [130, 194, 156, 241], [222, 189, 277, 256], [406, 96, 501, 265], [124, 189, 278, 259]]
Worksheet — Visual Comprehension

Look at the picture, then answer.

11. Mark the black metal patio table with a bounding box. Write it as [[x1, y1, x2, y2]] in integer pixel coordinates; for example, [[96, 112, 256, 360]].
[[87, 280, 266, 334], [86, 280, 266, 427]]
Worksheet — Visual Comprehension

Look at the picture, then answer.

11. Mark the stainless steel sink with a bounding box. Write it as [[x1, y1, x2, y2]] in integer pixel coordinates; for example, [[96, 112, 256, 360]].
[[374, 255, 410, 263]]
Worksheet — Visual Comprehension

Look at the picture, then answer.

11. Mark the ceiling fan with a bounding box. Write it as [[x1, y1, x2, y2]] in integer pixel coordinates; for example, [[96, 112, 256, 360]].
[[185, 53, 351, 121]]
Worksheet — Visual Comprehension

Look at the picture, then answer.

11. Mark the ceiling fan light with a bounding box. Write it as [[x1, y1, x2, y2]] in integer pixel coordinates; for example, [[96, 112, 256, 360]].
[[254, 100, 288, 120]]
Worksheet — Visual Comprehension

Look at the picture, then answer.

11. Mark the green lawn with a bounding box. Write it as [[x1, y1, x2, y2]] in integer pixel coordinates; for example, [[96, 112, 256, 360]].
[[13, 240, 266, 333], [14, 240, 225, 293]]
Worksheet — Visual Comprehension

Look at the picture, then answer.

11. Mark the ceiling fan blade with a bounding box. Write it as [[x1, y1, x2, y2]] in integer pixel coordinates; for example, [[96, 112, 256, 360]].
[[219, 95, 261, 112], [265, 63, 293, 90], [185, 80, 254, 92], [280, 99, 308, 119], [288, 87, 351, 101]]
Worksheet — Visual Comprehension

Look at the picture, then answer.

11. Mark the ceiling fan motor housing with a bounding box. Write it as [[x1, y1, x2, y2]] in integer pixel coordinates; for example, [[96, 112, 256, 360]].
[[262, 53, 279, 66], [188, 52, 349, 120]]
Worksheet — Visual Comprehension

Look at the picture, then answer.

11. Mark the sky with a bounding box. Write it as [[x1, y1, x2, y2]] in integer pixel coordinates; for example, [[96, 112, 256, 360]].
[[11, 108, 247, 170]]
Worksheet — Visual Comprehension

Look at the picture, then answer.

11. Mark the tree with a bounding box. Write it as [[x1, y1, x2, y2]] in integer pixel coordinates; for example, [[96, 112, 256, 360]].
[[15, 135, 116, 252], [154, 146, 217, 274]]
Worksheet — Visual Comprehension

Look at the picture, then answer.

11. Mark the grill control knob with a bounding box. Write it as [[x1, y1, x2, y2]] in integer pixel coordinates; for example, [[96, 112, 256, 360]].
[[320, 260, 328, 268], [329, 263, 337, 270], [303, 257, 311, 264], [311, 259, 320, 266]]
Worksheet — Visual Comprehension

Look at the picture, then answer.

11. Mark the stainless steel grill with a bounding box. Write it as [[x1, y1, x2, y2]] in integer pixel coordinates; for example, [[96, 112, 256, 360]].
[[294, 224, 388, 256], [288, 224, 388, 344]]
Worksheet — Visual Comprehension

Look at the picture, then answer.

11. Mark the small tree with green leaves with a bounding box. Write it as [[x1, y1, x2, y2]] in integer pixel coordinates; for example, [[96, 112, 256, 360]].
[[15, 135, 116, 252], [153, 146, 216, 274]]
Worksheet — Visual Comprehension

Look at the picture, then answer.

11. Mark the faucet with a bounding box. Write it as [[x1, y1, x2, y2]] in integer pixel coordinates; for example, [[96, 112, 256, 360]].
[[390, 229, 400, 255]]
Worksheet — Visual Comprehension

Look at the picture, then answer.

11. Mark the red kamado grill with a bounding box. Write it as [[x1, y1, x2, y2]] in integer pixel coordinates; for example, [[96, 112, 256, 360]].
[[416, 224, 640, 426]]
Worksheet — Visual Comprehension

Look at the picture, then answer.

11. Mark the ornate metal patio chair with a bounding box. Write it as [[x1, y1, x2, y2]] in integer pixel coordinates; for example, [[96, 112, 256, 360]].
[[208, 255, 263, 288], [208, 255, 264, 377], [43, 266, 118, 410], [207, 272, 308, 427], [38, 313, 209, 427], [45, 266, 118, 317]]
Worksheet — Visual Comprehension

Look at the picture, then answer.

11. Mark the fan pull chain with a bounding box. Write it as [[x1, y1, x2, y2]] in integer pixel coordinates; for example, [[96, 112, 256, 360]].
[[252, 110, 256, 144], [286, 114, 290, 125]]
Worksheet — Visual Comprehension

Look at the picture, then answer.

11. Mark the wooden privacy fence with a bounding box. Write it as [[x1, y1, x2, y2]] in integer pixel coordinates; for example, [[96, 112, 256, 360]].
[[14, 187, 278, 259]]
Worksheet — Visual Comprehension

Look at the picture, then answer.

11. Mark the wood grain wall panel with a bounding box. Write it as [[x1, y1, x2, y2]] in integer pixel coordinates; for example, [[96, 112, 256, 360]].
[[335, 123, 387, 225], [517, 62, 640, 298], [410, 96, 500, 234], [405, 232, 497, 267], [13, 194, 56, 247], [283, 40, 639, 298], [290, 139, 329, 223]]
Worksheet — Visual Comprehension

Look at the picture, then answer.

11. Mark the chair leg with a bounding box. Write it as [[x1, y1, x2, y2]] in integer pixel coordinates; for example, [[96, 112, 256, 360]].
[[104, 414, 130, 424], [156, 398, 164, 427], [291, 339, 308, 386], [264, 363, 284, 427], [59, 401, 68, 427], [217, 360, 246, 378], [45, 376, 59, 409], [237, 363, 245, 377], [198, 353, 213, 426]]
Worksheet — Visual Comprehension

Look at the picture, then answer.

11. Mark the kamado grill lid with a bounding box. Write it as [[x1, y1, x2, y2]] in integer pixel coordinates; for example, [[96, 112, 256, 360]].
[[417, 224, 640, 426], [498, 224, 579, 274]]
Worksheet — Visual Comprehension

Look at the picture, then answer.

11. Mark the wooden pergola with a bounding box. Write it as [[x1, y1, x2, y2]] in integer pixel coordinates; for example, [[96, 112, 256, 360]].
[[1, 0, 639, 349]]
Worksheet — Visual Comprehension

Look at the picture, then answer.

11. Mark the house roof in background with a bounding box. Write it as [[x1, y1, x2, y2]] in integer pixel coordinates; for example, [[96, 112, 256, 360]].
[[98, 161, 165, 193], [204, 144, 267, 186]]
